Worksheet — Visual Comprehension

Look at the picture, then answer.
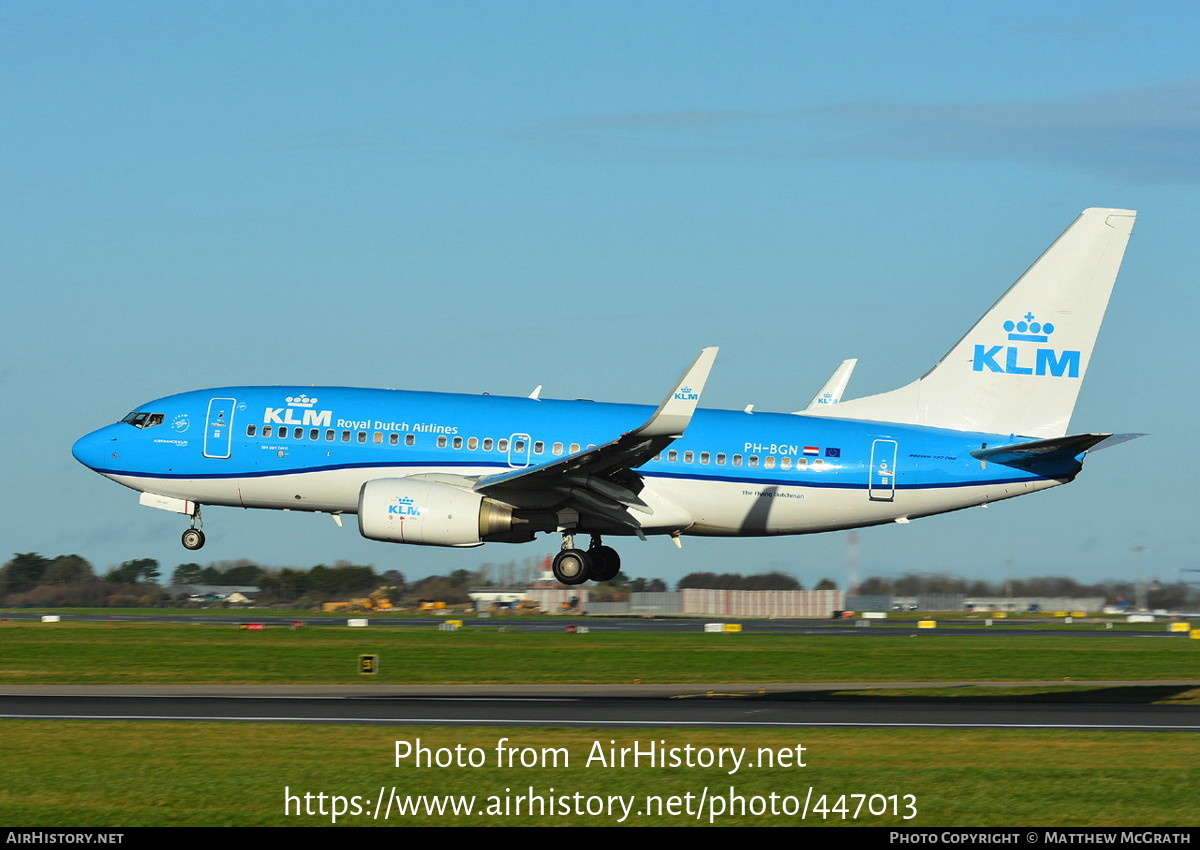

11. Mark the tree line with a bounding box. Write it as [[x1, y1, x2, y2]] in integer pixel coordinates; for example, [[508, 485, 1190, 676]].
[[0, 552, 393, 608], [1, 553, 1192, 609], [854, 572, 1193, 610]]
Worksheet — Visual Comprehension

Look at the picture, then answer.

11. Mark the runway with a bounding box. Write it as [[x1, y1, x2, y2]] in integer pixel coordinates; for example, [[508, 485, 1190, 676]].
[[3, 685, 1198, 731], [4, 612, 1194, 731], [0, 609, 1179, 638]]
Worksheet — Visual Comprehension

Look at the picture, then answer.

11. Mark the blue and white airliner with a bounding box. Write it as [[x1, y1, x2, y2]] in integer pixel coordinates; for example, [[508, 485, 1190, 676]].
[[72, 209, 1140, 585]]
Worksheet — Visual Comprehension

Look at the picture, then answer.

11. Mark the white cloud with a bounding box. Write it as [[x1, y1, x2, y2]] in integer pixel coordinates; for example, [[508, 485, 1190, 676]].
[[534, 80, 1200, 182]]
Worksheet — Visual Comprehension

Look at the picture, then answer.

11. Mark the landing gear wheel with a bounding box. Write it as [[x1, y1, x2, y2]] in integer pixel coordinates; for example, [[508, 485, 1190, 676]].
[[588, 545, 621, 582], [552, 549, 591, 586], [181, 528, 206, 551]]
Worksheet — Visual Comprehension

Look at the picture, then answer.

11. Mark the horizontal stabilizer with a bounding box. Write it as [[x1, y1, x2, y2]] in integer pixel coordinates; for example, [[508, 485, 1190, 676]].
[[1085, 433, 1147, 453], [970, 433, 1113, 469]]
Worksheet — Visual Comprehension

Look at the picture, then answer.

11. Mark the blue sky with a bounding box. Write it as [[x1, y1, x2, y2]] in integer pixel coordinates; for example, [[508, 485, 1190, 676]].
[[3, 1, 1197, 588]]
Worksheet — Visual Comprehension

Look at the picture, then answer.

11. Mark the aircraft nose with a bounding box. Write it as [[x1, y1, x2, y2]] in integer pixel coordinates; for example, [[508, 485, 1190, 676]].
[[72, 425, 120, 470]]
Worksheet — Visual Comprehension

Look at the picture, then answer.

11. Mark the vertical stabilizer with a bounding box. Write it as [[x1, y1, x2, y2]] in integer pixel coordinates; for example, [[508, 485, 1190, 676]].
[[808, 208, 1136, 438]]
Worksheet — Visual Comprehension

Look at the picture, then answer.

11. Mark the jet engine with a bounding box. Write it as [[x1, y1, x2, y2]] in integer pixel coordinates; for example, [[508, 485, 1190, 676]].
[[358, 478, 516, 547]]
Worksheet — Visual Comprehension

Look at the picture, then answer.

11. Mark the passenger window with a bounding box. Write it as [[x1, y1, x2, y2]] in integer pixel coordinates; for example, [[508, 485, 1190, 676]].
[[716, 453, 726, 465], [358, 431, 367, 443], [765, 456, 776, 469], [814, 458, 824, 468], [797, 457, 807, 467], [246, 424, 256, 437], [749, 455, 759, 467], [732, 454, 742, 467], [552, 442, 563, 455], [341, 430, 351, 442], [406, 434, 415, 446], [700, 451, 710, 464], [782, 457, 792, 470], [533, 441, 544, 454], [468, 437, 478, 450], [668, 450, 678, 462], [453, 436, 463, 449], [684, 451, 694, 463], [263, 425, 272, 438], [570, 443, 580, 453], [514, 440, 525, 452], [500, 439, 510, 452], [310, 429, 319, 440], [374, 432, 383, 444], [278, 427, 288, 439], [483, 438, 493, 451], [438, 435, 448, 448], [390, 433, 399, 445], [326, 429, 335, 441]]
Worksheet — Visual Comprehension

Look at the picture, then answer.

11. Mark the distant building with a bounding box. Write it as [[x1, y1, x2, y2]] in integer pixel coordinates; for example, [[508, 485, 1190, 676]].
[[168, 585, 260, 604]]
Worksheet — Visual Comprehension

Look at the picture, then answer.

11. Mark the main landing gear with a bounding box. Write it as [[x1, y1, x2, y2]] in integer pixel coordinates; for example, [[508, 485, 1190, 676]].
[[551, 534, 621, 585], [181, 506, 205, 551]]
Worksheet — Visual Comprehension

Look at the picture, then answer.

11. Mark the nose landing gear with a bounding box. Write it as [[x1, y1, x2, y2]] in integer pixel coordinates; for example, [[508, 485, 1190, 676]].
[[181, 506, 206, 550], [181, 528, 205, 550]]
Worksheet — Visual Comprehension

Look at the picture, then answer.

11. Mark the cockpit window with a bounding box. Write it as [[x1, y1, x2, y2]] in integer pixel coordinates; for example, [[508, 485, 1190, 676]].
[[121, 411, 165, 429]]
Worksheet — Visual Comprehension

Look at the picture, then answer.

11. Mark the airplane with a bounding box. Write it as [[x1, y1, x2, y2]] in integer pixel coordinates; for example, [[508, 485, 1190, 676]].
[[72, 208, 1139, 586]]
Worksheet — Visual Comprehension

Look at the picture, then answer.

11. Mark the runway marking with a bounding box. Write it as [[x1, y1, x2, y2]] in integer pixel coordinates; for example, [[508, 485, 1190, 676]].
[[2, 714, 1198, 730]]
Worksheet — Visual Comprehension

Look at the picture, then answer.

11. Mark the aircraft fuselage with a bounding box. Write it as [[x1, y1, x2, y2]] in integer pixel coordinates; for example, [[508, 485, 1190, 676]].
[[73, 385, 1070, 539]]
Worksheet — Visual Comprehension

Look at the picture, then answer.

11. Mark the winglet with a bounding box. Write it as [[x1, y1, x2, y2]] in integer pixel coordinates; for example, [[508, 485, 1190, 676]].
[[631, 347, 719, 439], [799, 358, 858, 412]]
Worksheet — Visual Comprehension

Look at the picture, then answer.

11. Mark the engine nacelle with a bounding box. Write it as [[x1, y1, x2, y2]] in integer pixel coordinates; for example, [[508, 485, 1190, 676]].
[[358, 478, 515, 547]]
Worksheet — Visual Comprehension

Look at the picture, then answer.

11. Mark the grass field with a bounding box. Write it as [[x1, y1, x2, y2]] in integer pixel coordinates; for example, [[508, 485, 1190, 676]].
[[3, 722, 1198, 827], [1, 620, 1196, 684], [2, 618, 1197, 827]]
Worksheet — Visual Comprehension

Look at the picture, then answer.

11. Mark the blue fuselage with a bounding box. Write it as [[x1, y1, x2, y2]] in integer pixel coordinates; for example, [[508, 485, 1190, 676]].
[[73, 386, 1078, 538]]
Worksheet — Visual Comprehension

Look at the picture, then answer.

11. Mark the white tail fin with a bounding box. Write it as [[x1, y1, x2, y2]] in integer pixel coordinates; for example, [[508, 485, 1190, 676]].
[[808, 208, 1136, 438]]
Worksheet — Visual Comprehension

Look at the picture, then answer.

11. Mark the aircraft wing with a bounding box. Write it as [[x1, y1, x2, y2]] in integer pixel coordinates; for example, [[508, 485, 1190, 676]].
[[474, 348, 718, 527]]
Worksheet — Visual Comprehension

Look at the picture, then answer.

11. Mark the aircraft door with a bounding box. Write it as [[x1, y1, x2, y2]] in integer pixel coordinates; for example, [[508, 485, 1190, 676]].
[[869, 439, 898, 501], [203, 398, 237, 459], [507, 433, 531, 468]]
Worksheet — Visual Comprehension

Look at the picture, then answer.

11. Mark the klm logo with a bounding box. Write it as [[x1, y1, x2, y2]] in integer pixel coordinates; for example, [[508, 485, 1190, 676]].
[[388, 497, 421, 517], [263, 394, 333, 427], [674, 385, 699, 401], [972, 313, 1080, 378]]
